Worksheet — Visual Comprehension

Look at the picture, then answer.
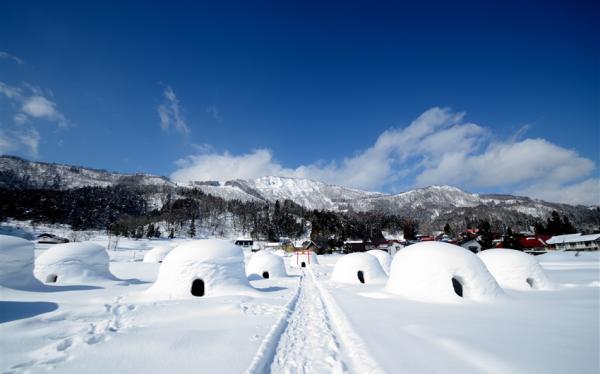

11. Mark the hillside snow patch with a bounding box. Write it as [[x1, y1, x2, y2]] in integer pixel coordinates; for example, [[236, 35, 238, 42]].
[[386, 241, 504, 303]]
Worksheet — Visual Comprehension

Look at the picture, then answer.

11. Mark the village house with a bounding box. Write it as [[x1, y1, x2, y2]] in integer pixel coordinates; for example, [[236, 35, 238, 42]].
[[546, 233, 600, 251]]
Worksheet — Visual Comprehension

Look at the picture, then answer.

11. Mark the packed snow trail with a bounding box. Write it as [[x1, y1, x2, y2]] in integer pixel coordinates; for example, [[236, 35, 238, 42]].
[[269, 271, 348, 373], [247, 268, 383, 374]]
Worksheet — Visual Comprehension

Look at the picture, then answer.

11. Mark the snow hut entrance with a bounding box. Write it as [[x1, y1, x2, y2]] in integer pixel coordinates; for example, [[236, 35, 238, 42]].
[[357, 270, 365, 284], [301, 262, 306, 267], [191, 279, 205, 297], [46, 274, 58, 283], [452, 277, 463, 297], [262, 271, 270, 279], [526, 277, 535, 289]]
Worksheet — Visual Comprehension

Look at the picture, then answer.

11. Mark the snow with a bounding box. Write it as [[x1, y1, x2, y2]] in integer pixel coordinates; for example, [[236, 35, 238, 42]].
[[246, 251, 287, 280], [385, 241, 504, 303], [331, 252, 388, 285], [0, 235, 42, 290], [288, 250, 319, 267], [34, 242, 117, 284], [142, 244, 174, 263], [0, 228, 598, 374], [366, 249, 392, 273], [145, 239, 256, 299], [478, 249, 555, 290]]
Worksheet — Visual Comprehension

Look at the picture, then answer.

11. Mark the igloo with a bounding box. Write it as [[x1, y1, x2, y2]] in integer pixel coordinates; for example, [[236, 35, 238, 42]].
[[366, 249, 392, 273], [0, 235, 42, 290], [289, 251, 319, 268], [478, 249, 554, 290], [143, 245, 174, 263], [246, 251, 287, 280], [34, 242, 116, 283], [386, 242, 504, 302], [146, 239, 255, 299], [331, 253, 388, 285]]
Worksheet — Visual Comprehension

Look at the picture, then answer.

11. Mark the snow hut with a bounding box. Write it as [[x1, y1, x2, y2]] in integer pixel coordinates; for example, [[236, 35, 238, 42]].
[[331, 253, 388, 285], [146, 239, 255, 299], [386, 241, 503, 302], [143, 245, 174, 263], [246, 251, 287, 280], [289, 250, 319, 268], [366, 249, 392, 274], [0, 235, 41, 290], [478, 249, 554, 290], [34, 242, 116, 283]]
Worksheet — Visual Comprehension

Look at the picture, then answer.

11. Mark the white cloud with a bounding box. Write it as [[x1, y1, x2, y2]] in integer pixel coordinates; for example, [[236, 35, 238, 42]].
[[0, 51, 24, 65], [157, 86, 189, 134], [21, 96, 67, 127], [0, 81, 66, 157], [170, 107, 598, 205]]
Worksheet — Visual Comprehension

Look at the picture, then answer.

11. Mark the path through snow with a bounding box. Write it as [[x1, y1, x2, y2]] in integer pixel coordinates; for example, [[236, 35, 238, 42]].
[[247, 268, 383, 374]]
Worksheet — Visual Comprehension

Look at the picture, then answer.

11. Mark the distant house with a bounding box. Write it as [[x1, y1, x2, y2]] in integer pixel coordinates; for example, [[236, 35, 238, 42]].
[[37, 233, 69, 244], [518, 235, 550, 251], [303, 240, 322, 253], [344, 240, 366, 253], [460, 239, 481, 253], [234, 238, 253, 248], [546, 233, 600, 251]]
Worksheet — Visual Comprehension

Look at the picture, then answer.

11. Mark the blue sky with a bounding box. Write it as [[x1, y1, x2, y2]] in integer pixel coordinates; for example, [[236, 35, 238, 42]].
[[1, 1, 598, 204]]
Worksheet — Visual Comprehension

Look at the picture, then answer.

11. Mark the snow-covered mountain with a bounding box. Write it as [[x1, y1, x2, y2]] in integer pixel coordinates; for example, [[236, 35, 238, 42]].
[[1, 156, 595, 223], [0, 156, 175, 189]]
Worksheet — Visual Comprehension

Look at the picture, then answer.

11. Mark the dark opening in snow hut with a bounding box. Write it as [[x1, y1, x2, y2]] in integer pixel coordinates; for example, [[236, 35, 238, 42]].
[[191, 279, 205, 297]]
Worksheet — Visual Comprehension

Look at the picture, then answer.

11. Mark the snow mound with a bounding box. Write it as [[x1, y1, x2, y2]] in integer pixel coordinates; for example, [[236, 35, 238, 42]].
[[366, 249, 392, 273], [34, 242, 116, 283], [289, 251, 319, 268], [143, 245, 174, 263], [331, 253, 388, 285], [273, 249, 290, 257], [386, 242, 504, 302], [0, 235, 41, 289], [146, 239, 255, 299], [478, 249, 554, 290], [246, 251, 287, 279]]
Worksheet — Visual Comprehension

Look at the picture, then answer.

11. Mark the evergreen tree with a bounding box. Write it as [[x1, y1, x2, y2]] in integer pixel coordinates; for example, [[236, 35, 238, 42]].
[[168, 227, 175, 239], [146, 223, 155, 238], [477, 220, 494, 250], [443, 223, 452, 236], [188, 217, 196, 238]]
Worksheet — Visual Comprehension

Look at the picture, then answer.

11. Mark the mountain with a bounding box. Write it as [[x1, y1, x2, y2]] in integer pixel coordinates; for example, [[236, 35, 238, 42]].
[[1, 155, 598, 232]]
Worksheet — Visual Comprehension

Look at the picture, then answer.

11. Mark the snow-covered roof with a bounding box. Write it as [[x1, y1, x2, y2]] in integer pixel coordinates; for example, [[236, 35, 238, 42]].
[[547, 233, 600, 244]]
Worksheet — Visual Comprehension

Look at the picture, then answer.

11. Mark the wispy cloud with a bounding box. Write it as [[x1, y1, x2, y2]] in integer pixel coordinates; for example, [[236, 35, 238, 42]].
[[0, 81, 66, 157], [0, 51, 24, 65], [157, 86, 189, 134], [170, 107, 599, 205], [206, 106, 223, 123]]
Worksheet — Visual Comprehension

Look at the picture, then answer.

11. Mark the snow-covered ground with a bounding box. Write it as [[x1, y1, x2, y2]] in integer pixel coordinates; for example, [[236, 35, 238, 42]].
[[1, 235, 598, 374]]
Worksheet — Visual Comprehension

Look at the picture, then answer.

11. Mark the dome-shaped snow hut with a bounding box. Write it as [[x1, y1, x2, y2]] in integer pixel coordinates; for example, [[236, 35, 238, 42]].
[[0, 235, 41, 290], [366, 249, 392, 273], [34, 242, 116, 284], [246, 251, 287, 280], [478, 249, 554, 290], [143, 245, 174, 263], [289, 251, 319, 268], [146, 239, 255, 299], [386, 242, 503, 302], [331, 253, 388, 285]]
